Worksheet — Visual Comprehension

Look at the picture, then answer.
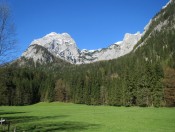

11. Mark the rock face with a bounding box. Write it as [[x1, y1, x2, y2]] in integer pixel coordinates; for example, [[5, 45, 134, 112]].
[[22, 44, 56, 64], [22, 32, 80, 64], [20, 0, 174, 65], [21, 32, 142, 64], [79, 32, 141, 64]]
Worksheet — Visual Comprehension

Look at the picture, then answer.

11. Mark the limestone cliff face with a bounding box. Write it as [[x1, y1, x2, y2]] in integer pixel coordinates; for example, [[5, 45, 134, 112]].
[[22, 32, 141, 64]]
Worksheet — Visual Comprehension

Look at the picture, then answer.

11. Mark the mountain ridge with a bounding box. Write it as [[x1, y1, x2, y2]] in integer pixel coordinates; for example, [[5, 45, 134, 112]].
[[21, 31, 142, 64], [20, 0, 173, 65], [1, 0, 175, 107]]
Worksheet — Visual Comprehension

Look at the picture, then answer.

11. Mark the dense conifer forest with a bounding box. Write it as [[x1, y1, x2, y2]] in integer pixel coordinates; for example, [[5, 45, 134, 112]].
[[0, 1, 175, 107]]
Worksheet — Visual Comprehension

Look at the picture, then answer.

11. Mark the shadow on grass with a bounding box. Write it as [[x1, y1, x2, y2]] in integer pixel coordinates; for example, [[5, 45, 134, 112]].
[[0, 111, 26, 116], [17, 121, 100, 132], [0, 111, 100, 131], [5, 115, 68, 124]]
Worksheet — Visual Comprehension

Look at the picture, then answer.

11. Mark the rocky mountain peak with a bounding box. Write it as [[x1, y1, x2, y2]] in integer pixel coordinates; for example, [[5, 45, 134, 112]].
[[123, 32, 141, 44], [30, 32, 76, 47], [22, 31, 142, 64], [45, 32, 58, 37]]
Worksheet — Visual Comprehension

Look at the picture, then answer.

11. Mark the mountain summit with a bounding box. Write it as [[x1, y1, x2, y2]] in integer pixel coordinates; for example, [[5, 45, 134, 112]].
[[25, 32, 80, 64], [21, 32, 141, 64], [2, 0, 175, 107], [21, 0, 173, 65]]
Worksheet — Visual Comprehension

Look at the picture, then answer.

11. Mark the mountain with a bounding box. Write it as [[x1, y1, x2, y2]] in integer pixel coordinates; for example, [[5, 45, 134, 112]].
[[22, 32, 80, 64], [80, 32, 141, 64], [21, 32, 141, 64], [21, 0, 174, 66], [1, 0, 174, 107]]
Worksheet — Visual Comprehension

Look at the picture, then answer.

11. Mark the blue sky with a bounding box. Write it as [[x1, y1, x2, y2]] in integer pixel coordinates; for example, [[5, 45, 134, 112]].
[[7, 0, 169, 57]]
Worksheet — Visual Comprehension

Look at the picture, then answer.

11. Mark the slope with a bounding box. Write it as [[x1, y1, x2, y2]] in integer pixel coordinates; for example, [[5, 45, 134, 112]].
[[0, 0, 174, 106], [57, 0, 175, 106]]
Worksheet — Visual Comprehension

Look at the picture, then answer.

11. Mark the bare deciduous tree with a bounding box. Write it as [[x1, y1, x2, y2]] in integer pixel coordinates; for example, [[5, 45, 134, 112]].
[[0, 2, 16, 65]]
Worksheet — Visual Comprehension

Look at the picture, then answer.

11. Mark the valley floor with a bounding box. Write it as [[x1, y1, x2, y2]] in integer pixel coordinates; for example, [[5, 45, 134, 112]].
[[0, 102, 175, 132]]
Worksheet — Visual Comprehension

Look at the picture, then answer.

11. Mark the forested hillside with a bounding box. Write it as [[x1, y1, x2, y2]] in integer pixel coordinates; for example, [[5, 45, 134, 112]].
[[0, 0, 174, 107]]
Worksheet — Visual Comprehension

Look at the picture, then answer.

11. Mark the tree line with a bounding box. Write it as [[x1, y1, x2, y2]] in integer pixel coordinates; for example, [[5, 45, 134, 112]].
[[0, 0, 175, 107]]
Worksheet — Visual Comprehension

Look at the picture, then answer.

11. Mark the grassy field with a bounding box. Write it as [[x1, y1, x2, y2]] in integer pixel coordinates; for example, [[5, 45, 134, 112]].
[[0, 102, 175, 132]]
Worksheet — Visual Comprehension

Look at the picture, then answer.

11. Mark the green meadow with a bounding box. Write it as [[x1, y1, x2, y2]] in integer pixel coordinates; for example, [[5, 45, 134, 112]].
[[0, 102, 175, 132]]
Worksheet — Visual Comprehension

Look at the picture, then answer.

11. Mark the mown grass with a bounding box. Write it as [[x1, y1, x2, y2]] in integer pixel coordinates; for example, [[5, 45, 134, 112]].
[[0, 102, 175, 132]]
